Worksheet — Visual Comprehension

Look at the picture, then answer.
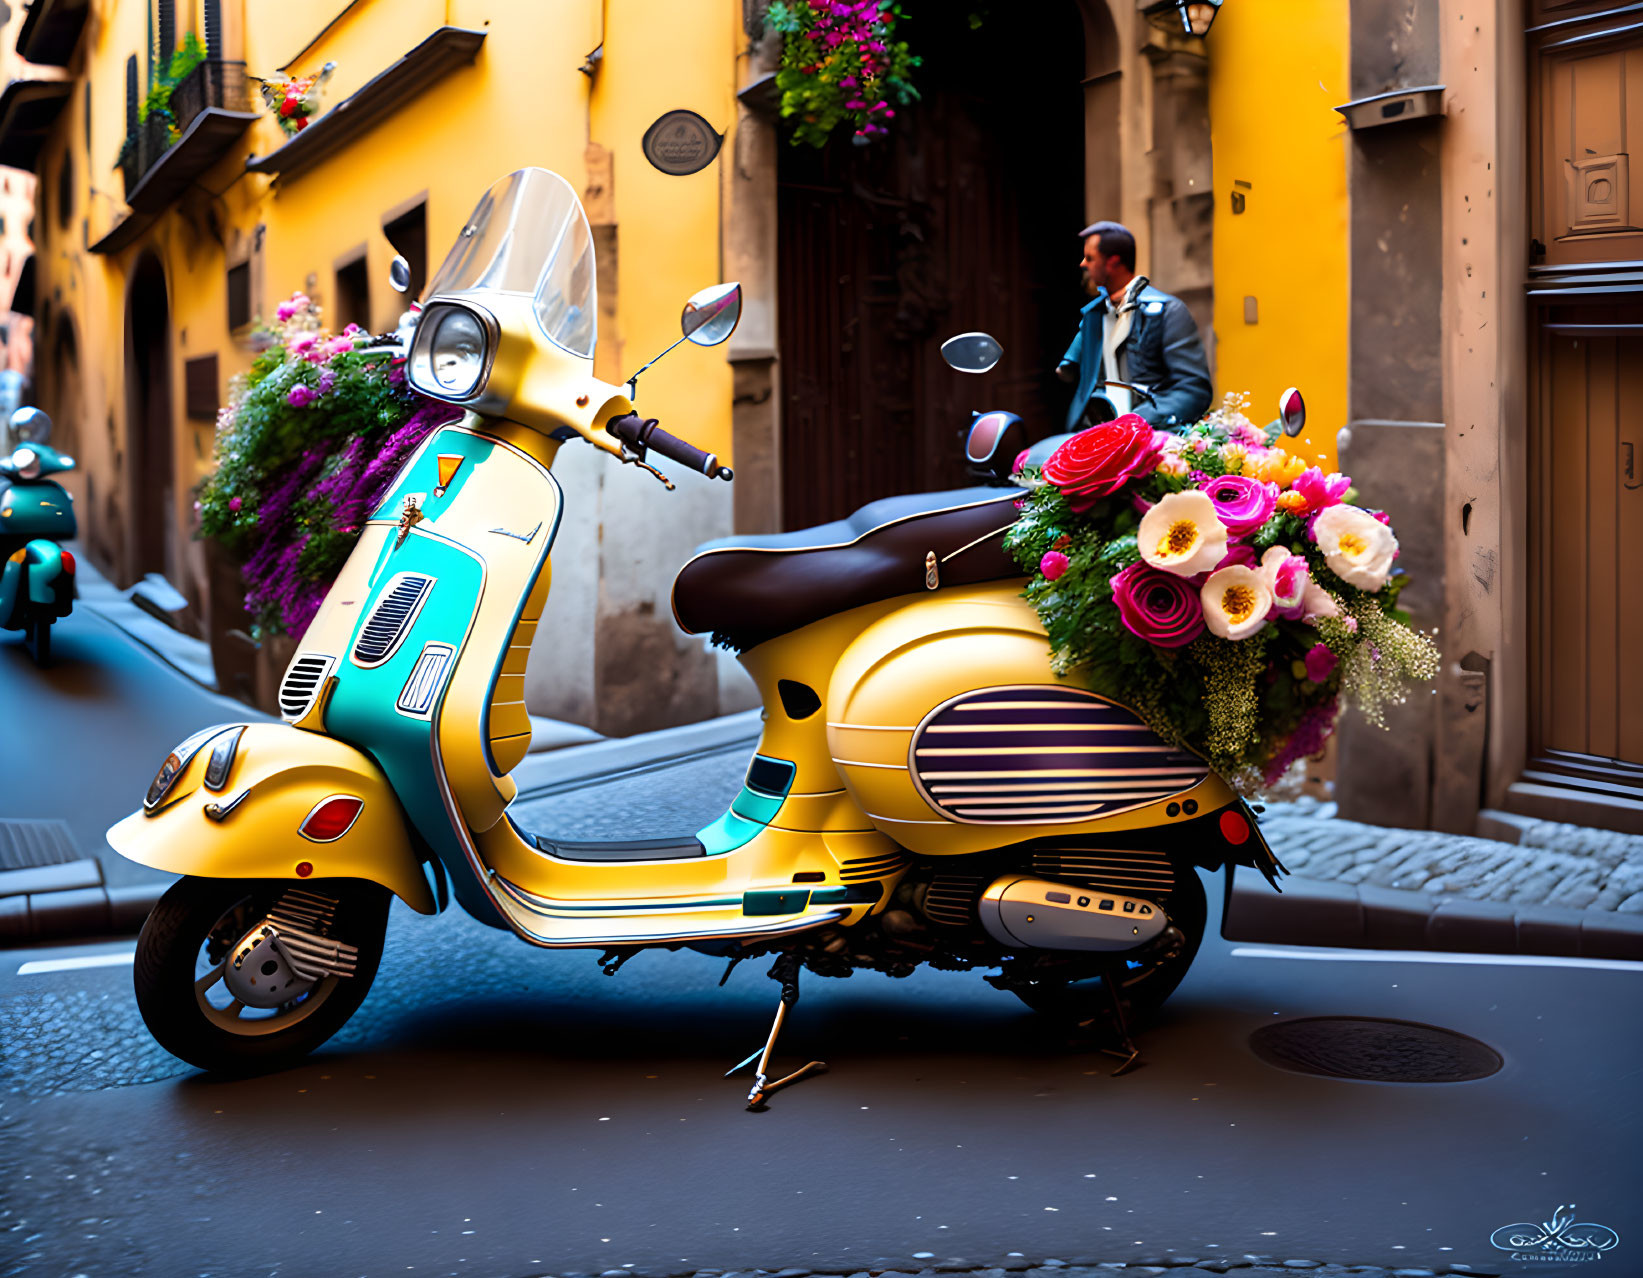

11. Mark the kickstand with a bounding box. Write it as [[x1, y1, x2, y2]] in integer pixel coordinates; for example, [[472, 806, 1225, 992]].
[[724, 951, 827, 1111], [1076, 959, 1143, 1077]]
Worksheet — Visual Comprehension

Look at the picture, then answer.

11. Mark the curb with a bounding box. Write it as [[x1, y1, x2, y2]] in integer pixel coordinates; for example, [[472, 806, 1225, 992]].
[[511, 707, 764, 799], [1222, 866, 1643, 961], [0, 880, 168, 944]]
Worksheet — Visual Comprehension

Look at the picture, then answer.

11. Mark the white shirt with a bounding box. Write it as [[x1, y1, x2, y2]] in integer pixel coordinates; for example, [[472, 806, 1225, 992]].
[[1101, 275, 1149, 385]]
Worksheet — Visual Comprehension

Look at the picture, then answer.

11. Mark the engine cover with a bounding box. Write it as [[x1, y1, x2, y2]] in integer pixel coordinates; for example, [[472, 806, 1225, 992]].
[[977, 875, 1167, 951]]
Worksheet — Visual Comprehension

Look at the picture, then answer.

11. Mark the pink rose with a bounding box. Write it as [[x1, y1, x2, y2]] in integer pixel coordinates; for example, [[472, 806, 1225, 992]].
[[1305, 643, 1338, 683], [1012, 448, 1030, 475], [287, 384, 316, 408], [228, 496, 242, 511], [1293, 467, 1351, 511], [1039, 550, 1070, 581], [1040, 414, 1163, 511], [1110, 561, 1207, 649], [1200, 474, 1278, 536]]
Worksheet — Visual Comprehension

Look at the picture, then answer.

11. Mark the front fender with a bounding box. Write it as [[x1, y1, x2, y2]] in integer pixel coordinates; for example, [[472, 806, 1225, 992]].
[[106, 722, 436, 914]]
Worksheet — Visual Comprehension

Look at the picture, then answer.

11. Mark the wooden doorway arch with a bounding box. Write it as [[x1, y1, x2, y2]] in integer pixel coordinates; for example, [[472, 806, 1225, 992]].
[[774, 2, 1098, 529], [126, 252, 173, 584]]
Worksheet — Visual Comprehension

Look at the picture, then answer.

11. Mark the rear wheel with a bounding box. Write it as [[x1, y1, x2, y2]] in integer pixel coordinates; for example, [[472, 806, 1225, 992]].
[[26, 615, 50, 666], [1008, 867, 1207, 1028], [134, 876, 389, 1075]]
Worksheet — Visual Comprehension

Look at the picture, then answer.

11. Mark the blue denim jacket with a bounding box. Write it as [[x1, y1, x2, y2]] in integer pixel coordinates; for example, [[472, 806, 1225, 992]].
[[1060, 283, 1213, 432]]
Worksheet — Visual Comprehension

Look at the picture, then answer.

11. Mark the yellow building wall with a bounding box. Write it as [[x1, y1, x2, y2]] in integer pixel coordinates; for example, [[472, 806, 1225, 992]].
[[39, 0, 741, 587], [1208, 0, 1349, 472]]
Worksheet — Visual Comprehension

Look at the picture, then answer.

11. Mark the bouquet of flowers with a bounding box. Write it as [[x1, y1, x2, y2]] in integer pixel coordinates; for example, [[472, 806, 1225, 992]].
[[257, 62, 336, 136], [197, 292, 458, 639], [1003, 396, 1440, 791]]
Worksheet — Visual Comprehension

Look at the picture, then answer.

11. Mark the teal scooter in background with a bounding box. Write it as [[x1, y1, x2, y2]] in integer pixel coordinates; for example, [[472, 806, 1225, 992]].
[[0, 407, 77, 665]]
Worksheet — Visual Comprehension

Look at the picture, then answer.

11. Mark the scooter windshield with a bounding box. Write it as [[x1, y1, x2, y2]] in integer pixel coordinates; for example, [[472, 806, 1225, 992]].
[[425, 167, 597, 359]]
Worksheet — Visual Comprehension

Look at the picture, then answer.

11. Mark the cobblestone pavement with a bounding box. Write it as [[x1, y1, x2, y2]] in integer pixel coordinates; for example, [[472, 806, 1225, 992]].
[[511, 744, 1642, 920], [1258, 797, 1643, 914]]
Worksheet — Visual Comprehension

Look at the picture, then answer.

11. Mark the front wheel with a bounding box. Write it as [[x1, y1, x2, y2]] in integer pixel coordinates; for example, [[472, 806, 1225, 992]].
[[134, 876, 389, 1075], [1008, 867, 1207, 1028]]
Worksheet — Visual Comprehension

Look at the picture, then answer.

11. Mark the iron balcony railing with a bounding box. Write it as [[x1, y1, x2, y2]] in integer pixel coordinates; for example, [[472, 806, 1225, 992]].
[[117, 59, 251, 201]]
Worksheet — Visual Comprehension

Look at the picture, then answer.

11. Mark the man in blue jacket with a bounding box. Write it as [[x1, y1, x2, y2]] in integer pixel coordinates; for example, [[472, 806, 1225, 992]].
[[1057, 220, 1212, 432]]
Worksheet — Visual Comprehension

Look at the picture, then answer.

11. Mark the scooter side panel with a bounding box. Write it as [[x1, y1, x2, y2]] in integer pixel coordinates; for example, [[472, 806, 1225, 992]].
[[0, 478, 77, 540], [105, 723, 436, 913], [825, 583, 1238, 855]]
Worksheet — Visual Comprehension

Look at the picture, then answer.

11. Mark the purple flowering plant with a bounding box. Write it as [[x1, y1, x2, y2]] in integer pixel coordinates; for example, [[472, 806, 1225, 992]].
[[196, 292, 459, 639], [765, 0, 921, 147]]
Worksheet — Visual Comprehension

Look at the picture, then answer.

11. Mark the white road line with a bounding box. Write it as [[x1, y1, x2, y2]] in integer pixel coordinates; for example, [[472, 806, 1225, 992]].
[[17, 951, 137, 976], [1230, 944, 1643, 973]]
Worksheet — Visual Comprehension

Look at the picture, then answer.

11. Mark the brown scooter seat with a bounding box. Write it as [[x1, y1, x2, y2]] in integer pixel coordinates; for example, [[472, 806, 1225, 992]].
[[672, 486, 1023, 652]]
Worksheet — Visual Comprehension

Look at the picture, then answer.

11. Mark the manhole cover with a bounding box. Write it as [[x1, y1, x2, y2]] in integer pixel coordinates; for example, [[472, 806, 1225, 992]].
[[1249, 1016, 1502, 1083]]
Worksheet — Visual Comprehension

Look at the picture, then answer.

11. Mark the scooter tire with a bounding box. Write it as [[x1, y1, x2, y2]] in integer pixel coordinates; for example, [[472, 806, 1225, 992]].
[[134, 876, 389, 1076], [26, 616, 49, 666], [1008, 866, 1206, 1028]]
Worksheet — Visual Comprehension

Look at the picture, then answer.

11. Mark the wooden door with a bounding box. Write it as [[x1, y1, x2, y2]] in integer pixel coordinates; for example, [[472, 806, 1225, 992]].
[[776, 3, 1086, 530], [1526, 4, 1643, 794], [1529, 319, 1643, 773]]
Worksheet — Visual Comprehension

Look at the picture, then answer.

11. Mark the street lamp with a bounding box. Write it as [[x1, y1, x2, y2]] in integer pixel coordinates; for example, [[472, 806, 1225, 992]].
[[1143, 0, 1224, 37]]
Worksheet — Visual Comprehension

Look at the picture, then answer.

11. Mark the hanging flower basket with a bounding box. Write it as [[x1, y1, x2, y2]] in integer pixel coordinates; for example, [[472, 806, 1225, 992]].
[[1003, 398, 1440, 791], [765, 0, 920, 147], [257, 62, 337, 136], [196, 293, 459, 641]]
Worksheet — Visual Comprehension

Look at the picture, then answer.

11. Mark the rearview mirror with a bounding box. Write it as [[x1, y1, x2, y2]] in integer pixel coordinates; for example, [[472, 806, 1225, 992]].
[[681, 282, 742, 347], [388, 255, 413, 294], [1278, 387, 1305, 437], [941, 332, 1002, 374]]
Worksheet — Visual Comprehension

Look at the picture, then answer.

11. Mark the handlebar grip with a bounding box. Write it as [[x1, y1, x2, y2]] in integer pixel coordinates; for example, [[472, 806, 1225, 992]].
[[606, 413, 732, 481]]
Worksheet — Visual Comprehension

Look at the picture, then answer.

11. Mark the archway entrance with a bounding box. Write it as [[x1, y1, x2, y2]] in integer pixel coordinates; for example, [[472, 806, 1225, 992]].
[[775, 1, 1091, 529], [126, 252, 173, 583]]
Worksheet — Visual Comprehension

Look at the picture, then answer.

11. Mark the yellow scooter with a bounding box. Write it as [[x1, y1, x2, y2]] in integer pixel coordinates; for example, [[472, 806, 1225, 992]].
[[110, 168, 1284, 1103]]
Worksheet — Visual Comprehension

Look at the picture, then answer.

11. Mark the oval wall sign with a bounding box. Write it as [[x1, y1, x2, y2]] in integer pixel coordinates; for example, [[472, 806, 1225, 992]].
[[642, 109, 723, 176]]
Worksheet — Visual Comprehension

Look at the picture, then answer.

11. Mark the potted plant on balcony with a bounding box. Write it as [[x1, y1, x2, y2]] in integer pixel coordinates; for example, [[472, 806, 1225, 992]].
[[196, 293, 458, 711], [115, 33, 208, 199]]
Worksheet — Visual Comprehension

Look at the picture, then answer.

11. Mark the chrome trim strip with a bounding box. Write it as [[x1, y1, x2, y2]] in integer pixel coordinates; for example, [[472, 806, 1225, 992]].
[[833, 759, 911, 770], [939, 521, 1016, 564]]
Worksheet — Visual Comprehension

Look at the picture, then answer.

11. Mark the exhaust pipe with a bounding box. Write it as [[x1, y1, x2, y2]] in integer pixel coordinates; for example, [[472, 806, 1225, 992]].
[[977, 876, 1167, 951]]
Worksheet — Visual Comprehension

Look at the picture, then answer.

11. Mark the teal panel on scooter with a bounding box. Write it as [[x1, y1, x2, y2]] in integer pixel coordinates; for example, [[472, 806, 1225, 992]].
[[370, 427, 489, 520], [698, 754, 796, 855], [323, 530, 486, 910], [0, 480, 76, 539], [22, 540, 67, 604]]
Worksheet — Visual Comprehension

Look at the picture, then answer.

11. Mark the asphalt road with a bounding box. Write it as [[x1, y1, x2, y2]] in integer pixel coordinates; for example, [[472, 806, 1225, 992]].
[[3, 611, 1639, 1278], [3, 863, 1637, 1278], [0, 607, 264, 889]]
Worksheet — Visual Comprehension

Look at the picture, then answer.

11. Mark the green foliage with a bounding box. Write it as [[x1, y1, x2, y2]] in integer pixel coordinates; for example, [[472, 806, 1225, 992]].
[[766, 0, 921, 149]]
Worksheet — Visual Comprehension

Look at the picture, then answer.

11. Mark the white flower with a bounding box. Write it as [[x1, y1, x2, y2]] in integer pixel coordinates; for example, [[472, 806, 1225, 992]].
[[1200, 564, 1273, 641], [1259, 545, 1308, 609], [1313, 504, 1398, 591], [1137, 489, 1229, 578], [1300, 578, 1341, 623]]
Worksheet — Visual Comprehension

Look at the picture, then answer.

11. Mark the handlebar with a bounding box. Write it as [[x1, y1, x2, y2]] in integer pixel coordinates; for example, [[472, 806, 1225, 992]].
[[606, 413, 733, 482]]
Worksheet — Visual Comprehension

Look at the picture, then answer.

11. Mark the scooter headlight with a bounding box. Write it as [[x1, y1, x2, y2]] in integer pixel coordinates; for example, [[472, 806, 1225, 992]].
[[144, 725, 238, 814], [9, 447, 39, 480], [407, 303, 493, 402]]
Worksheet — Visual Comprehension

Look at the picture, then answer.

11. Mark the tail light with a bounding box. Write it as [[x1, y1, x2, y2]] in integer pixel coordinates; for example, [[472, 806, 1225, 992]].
[[59, 550, 75, 574], [299, 795, 364, 842]]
